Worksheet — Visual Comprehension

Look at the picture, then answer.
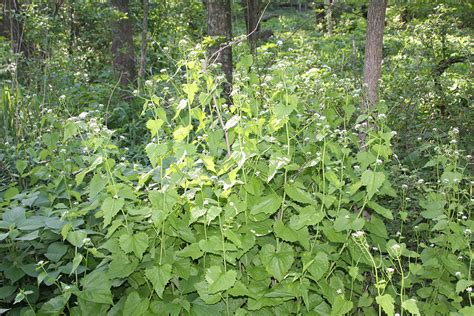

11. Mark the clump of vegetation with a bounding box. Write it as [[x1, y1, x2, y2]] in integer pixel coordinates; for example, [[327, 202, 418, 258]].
[[0, 1, 472, 315]]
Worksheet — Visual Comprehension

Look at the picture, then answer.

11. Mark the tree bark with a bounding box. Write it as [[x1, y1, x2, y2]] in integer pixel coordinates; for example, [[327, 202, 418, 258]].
[[324, 0, 333, 37], [111, 0, 135, 86], [139, 0, 148, 83], [207, 0, 233, 95], [242, 0, 259, 54], [360, 0, 387, 147], [2, 0, 29, 57]]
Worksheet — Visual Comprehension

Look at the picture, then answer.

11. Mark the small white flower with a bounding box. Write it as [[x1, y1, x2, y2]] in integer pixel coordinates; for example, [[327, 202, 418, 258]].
[[203, 199, 210, 206], [401, 184, 408, 190], [376, 159, 383, 165], [390, 131, 397, 136], [467, 287, 472, 293], [386, 267, 395, 274], [464, 229, 472, 235], [452, 128, 459, 134], [417, 179, 424, 184], [352, 231, 365, 238], [417, 137, 422, 141], [336, 289, 342, 294], [378, 114, 386, 119], [455, 271, 461, 277], [450, 139, 457, 144], [391, 244, 401, 251], [276, 40, 283, 46], [37, 260, 45, 266]]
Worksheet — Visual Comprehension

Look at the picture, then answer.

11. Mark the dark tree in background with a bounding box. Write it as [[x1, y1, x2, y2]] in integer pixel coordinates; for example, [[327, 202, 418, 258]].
[[324, 0, 333, 37], [360, 0, 387, 146], [207, 0, 233, 95], [111, 0, 135, 86], [139, 0, 149, 84], [242, 0, 260, 54], [1, 0, 29, 57]]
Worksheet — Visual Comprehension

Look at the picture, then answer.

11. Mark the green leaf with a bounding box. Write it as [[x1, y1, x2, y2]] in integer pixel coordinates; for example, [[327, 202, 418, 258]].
[[284, 183, 314, 204], [145, 143, 168, 167], [325, 171, 342, 188], [361, 170, 385, 199], [45, 242, 68, 262], [260, 243, 295, 281], [274, 220, 298, 242], [79, 270, 113, 305], [70, 253, 83, 275], [146, 119, 164, 137], [173, 125, 192, 142], [15, 160, 28, 175], [66, 231, 87, 247], [456, 279, 473, 293], [302, 251, 329, 281], [119, 232, 149, 259], [123, 291, 149, 316], [376, 294, 394, 316], [200, 155, 216, 173], [267, 152, 290, 182], [367, 201, 393, 220], [250, 193, 282, 216], [63, 121, 79, 142], [205, 266, 237, 294], [89, 173, 107, 199], [145, 264, 172, 298], [402, 299, 421, 316], [101, 197, 125, 227], [330, 295, 353, 315], [183, 82, 199, 104], [177, 243, 203, 260], [289, 205, 324, 229], [38, 293, 71, 315]]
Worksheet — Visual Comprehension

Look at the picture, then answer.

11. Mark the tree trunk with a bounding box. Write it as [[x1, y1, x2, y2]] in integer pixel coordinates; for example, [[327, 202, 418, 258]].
[[324, 0, 333, 37], [242, 0, 259, 54], [139, 0, 148, 83], [360, 0, 387, 147], [111, 0, 135, 86], [2, 0, 29, 57], [68, 0, 75, 56], [207, 0, 233, 95]]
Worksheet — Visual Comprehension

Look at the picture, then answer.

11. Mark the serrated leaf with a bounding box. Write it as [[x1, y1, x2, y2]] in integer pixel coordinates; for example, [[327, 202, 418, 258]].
[[79, 270, 113, 305], [267, 152, 290, 182], [361, 170, 385, 200], [274, 220, 298, 242], [145, 264, 172, 298], [123, 291, 149, 316], [402, 299, 420, 316], [119, 232, 148, 259], [330, 295, 353, 315], [173, 125, 193, 142], [260, 243, 294, 281], [101, 197, 125, 227], [456, 279, 473, 293], [284, 183, 314, 204], [302, 251, 328, 281], [205, 266, 237, 294], [250, 193, 282, 216], [376, 294, 394, 316], [146, 119, 164, 137], [145, 143, 168, 167], [367, 201, 393, 220]]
